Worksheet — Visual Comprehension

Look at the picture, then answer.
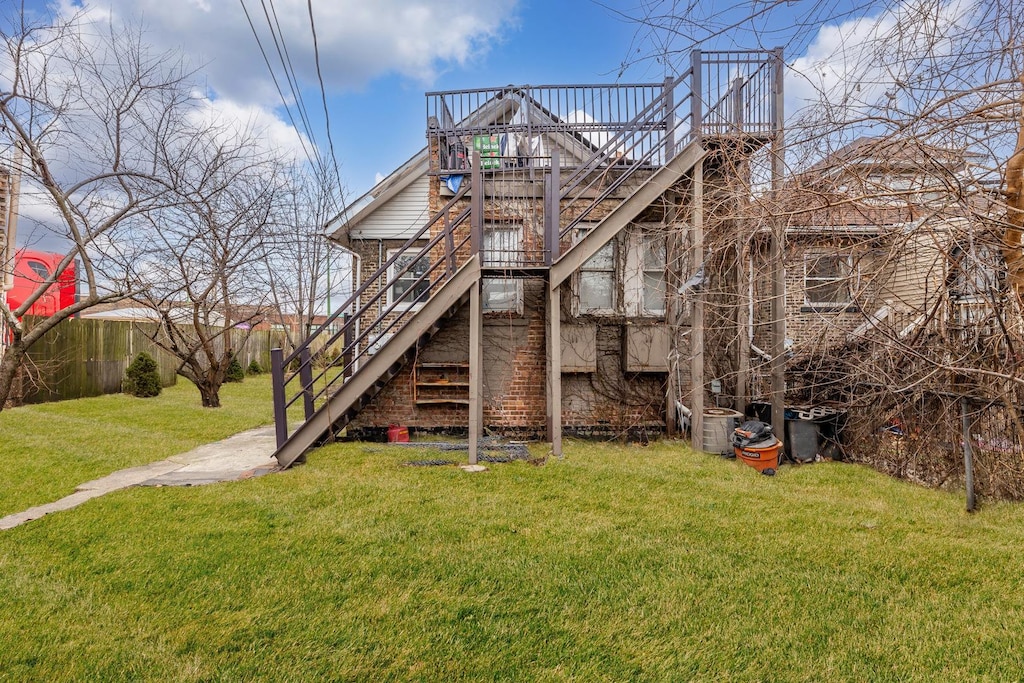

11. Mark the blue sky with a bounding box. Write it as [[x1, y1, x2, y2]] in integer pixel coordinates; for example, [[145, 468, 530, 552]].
[[9, 0, 908, 209]]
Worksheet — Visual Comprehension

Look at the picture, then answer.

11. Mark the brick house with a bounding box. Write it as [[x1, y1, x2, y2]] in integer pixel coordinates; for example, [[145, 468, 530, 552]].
[[749, 136, 997, 393], [270, 50, 786, 466]]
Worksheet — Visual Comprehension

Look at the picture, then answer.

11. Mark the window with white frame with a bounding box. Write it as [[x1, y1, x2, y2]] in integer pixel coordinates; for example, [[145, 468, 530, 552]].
[[578, 235, 616, 313], [576, 225, 667, 317], [387, 248, 431, 309], [641, 231, 667, 315], [483, 224, 522, 267], [482, 226, 523, 312], [804, 253, 852, 308]]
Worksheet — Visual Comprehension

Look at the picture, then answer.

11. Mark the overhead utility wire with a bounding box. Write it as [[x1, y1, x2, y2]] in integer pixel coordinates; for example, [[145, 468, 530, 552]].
[[238, 0, 319, 170], [307, 0, 346, 216], [261, 0, 320, 161]]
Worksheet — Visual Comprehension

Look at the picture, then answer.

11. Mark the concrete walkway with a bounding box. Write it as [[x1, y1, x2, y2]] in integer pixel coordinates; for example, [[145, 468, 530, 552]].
[[0, 426, 280, 531]]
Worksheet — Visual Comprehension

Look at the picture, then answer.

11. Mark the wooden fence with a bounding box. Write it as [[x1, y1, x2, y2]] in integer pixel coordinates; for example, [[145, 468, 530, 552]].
[[14, 316, 287, 405]]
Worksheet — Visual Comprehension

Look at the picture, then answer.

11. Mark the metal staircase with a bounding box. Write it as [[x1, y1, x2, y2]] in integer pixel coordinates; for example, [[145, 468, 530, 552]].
[[270, 48, 783, 467]]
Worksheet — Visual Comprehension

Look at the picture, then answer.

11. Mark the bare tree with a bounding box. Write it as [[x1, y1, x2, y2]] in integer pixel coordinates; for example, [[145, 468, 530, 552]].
[[130, 127, 287, 407], [0, 12, 198, 408], [258, 169, 349, 355], [625, 0, 1024, 498]]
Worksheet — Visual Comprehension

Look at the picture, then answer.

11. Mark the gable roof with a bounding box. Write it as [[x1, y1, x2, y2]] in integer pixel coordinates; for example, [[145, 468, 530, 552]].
[[326, 88, 603, 243]]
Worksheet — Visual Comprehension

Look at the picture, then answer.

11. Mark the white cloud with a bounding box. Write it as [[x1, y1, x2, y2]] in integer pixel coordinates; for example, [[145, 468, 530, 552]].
[[58, 0, 520, 107], [187, 96, 312, 163], [785, 0, 976, 122]]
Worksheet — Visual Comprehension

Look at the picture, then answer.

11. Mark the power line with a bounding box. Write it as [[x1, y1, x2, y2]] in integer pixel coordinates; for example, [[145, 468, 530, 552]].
[[260, 0, 319, 158], [237, 0, 319, 170], [307, 0, 346, 215]]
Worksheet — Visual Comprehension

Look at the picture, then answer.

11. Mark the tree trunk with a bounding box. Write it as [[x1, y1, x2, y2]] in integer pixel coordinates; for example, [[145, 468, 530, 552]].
[[0, 342, 27, 409], [196, 381, 222, 408]]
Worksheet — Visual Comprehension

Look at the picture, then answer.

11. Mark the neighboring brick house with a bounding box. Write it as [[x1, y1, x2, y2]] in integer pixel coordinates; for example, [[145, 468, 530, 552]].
[[751, 137, 995, 369]]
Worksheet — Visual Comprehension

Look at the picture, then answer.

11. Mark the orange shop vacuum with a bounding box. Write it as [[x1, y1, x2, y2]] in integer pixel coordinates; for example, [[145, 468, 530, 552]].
[[731, 420, 782, 476]]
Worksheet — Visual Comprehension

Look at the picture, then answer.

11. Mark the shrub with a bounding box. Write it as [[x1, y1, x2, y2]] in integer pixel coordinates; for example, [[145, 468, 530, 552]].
[[225, 355, 245, 383], [124, 352, 162, 398], [247, 360, 263, 375]]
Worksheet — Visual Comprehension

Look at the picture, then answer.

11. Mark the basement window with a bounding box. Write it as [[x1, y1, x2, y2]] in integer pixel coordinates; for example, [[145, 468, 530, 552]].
[[804, 253, 852, 309], [387, 248, 431, 310]]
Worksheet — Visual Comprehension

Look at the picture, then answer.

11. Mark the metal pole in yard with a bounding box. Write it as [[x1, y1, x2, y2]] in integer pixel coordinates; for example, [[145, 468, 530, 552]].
[[271, 347, 287, 449], [961, 397, 977, 512]]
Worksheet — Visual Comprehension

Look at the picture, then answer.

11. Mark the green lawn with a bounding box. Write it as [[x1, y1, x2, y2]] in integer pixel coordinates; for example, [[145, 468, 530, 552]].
[[3, 411, 1024, 680], [0, 376, 274, 517]]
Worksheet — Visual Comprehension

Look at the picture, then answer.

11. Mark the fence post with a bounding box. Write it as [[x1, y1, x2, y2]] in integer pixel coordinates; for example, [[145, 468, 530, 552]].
[[270, 347, 287, 449], [299, 347, 314, 420]]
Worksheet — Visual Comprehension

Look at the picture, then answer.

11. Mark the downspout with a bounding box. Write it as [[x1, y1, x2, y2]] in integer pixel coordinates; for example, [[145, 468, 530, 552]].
[[327, 239, 361, 372]]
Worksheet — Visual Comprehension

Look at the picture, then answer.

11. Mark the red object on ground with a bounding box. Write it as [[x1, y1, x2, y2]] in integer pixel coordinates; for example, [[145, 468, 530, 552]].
[[734, 436, 782, 473], [387, 424, 410, 443], [6, 250, 76, 317]]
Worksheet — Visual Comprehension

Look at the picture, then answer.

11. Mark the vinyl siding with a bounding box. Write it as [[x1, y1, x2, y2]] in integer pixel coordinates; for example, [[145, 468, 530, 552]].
[[351, 174, 430, 240]]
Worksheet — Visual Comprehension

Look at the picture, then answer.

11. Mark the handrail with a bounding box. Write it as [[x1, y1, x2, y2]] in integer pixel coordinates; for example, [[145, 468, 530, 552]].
[[282, 182, 471, 367], [557, 49, 781, 241]]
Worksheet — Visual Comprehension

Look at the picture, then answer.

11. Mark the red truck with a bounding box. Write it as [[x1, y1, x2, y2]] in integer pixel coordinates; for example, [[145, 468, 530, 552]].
[[5, 250, 77, 317]]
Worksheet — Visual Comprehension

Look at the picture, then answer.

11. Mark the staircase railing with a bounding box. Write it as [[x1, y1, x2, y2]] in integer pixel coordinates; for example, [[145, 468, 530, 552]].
[[555, 48, 783, 250], [271, 172, 479, 448]]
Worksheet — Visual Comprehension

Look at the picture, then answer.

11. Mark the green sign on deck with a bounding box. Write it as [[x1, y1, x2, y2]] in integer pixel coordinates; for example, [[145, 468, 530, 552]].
[[473, 135, 501, 169]]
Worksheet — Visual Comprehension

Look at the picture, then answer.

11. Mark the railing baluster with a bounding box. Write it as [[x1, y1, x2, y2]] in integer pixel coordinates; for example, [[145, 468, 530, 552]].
[[300, 347, 314, 420]]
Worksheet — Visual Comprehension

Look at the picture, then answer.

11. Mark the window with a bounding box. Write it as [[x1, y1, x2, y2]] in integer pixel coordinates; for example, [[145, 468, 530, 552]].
[[26, 260, 50, 281], [387, 249, 430, 309], [804, 254, 852, 308], [641, 232, 666, 315], [575, 225, 667, 317], [579, 238, 616, 313], [483, 225, 522, 267], [483, 226, 523, 312]]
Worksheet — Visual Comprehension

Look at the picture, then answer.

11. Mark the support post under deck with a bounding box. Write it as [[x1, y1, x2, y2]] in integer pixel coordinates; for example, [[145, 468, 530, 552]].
[[547, 280, 562, 457], [468, 279, 482, 465], [770, 47, 787, 438], [690, 157, 705, 450]]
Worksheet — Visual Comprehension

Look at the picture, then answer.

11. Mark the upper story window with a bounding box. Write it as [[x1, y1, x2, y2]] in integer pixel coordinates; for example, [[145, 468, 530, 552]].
[[578, 230, 617, 314], [575, 225, 666, 317], [27, 260, 50, 281], [804, 253, 853, 308], [387, 248, 431, 310], [482, 226, 524, 313], [640, 232, 667, 316]]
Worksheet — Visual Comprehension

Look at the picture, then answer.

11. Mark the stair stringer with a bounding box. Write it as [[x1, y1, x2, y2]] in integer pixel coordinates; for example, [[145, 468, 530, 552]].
[[550, 141, 706, 289], [273, 255, 482, 468]]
